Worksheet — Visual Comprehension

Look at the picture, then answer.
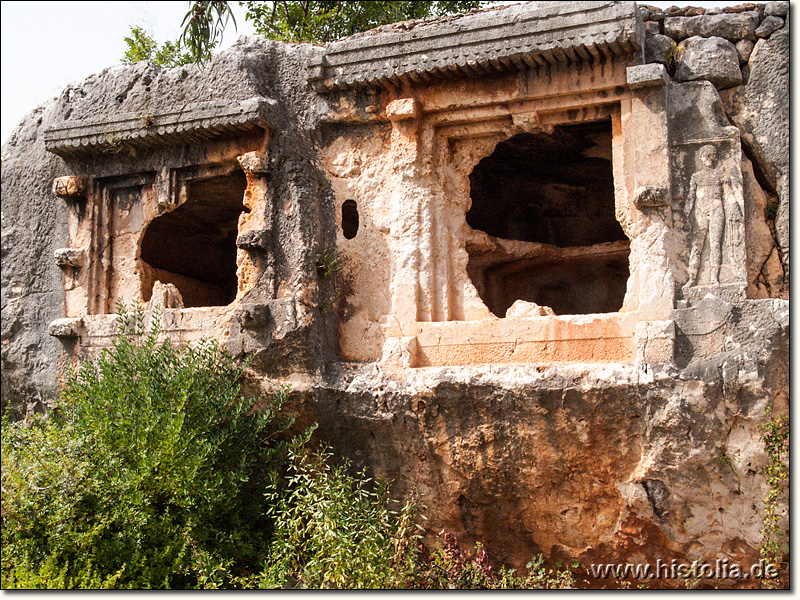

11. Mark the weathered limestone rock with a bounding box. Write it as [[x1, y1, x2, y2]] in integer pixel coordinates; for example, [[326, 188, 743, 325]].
[[645, 33, 676, 66], [2, 101, 70, 414], [385, 98, 421, 121], [741, 157, 784, 299], [634, 319, 674, 364], [735, 38, 755, 62], [505, 300, 556, 318], [674, 36, 742, 90], [626, 63, 669, 89], [52, 175, 87, 200], [720, 23, 789, 275], [663, 12, 758, 41], [54, 247, 85, 268], [147, 281, 184, 310], [755, 15, 784, 38], [303, 294, 787, 578], [48, 317, 83, 338], [764, 1, 789, 17], [237, 151, 270, 176]]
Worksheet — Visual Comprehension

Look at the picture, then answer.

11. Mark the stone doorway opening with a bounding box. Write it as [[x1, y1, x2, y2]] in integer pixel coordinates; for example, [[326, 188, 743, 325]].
[[140, 170, 248, 307], [465, 120, 630, 317]]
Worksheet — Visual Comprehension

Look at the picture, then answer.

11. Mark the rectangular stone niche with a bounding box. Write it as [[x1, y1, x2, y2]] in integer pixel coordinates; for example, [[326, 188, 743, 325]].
[[464, 120, 630, 318], [140, 170, 248, 308]]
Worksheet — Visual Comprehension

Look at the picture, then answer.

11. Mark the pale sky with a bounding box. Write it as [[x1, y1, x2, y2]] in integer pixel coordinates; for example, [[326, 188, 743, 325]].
[[0, 1, 763, 145], [1, 1, 256, 144]]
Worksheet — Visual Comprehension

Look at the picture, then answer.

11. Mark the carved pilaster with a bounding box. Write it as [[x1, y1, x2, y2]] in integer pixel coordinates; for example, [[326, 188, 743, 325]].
[[386, 98, 424, 327]]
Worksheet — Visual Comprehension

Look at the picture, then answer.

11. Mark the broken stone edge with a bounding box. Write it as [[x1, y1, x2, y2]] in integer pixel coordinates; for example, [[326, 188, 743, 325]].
[[309, 1, 643, 90], [43, 97, 277, 157], [48, 317, 84, 339]]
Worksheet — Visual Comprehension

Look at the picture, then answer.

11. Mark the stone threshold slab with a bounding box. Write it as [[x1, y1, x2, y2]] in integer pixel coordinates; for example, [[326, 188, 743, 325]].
[[409, 312, 641, 367]]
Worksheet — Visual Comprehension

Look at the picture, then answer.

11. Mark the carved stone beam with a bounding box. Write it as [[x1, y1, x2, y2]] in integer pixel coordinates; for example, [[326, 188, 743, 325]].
[[234, 303, 271, 329], [626, 63, 669, 90], [54, 247, 85, 268], [53, 176, 87, 201], [237, 151, 270, 177], [48, 317, 84, 339], [633, 185, 670, 209], [236, 229, 271, 251], [386, 98, 421, 122]]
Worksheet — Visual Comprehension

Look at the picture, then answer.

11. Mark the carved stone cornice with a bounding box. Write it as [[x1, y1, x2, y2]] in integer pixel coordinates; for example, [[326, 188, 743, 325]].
[[308, 1, 644, 91], [44, 97, 276, 157]]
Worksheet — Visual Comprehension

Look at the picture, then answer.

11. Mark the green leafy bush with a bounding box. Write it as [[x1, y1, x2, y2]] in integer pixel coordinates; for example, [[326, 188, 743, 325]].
[[2, 308, 295, 588], [759, 407, 789, 585], [257, 447, 420, 589], [122, 26, 194, 68]]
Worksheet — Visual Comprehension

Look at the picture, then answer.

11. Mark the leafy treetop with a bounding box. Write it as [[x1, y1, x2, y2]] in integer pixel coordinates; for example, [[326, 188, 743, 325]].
[[243, 0, 487, 44], [122, 1, 488, 66], [122, 26, 195, 68]]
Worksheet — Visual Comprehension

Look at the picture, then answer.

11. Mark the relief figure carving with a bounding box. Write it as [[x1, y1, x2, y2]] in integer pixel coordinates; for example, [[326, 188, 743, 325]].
[[683, 145, 744, 289]]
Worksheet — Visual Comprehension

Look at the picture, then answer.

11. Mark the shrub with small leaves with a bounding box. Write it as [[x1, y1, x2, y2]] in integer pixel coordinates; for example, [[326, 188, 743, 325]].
[[1, 306, 296, 589], [257, 445, 421, 589], [122, 26, 194, 68], [1, 306, 580, 590], [759, 407, 789, 585]]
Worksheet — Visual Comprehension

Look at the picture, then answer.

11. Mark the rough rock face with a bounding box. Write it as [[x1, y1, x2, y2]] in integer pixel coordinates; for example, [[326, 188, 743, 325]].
[[298, 296, 788, 575], [1, 1, 789, 587], [1, 102, 67, 417], [674, 36, 742, 89], [663, 12, 758, 41], [719, 24, 789, 279], [645, 33, 675, 65]]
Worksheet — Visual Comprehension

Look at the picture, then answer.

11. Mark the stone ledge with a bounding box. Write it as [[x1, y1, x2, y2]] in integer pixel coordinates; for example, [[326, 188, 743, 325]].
[[49, 317, 84, 338], [309, 1, 643, 90], [408, 312, 642, 367], [54, 247, 85, 268], [44, 97, 276, 157], [627, 63, 668, 89]]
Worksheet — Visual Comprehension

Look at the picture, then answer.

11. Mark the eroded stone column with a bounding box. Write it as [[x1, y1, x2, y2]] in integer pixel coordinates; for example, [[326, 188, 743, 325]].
[[236, 149, 272, 300], [385, 98, 423, 328], [618, 64, 677, 314]]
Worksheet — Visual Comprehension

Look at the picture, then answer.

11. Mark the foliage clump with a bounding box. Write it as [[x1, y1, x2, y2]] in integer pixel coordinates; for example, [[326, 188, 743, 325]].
[[257, 448, 420, 588], [759, 407, 789, 585], [411, 533, 576, 590], [122, 26, 195, 68], [122, 2, 491, 66], [244, 0, 486, 44], [2, 307, 295, 588]]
